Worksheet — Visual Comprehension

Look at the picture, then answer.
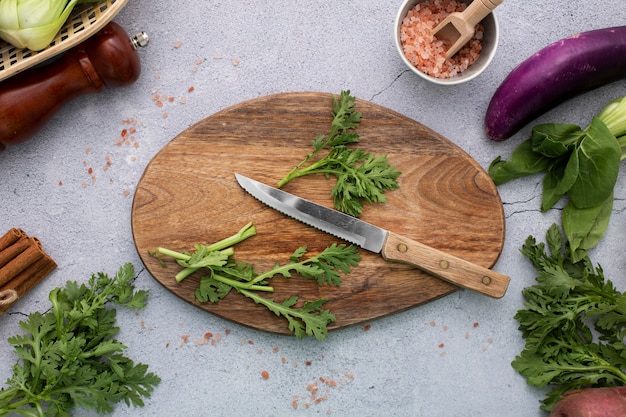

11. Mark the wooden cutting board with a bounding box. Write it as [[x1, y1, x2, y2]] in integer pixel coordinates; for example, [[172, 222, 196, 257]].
[[131, 92, 505, 336]]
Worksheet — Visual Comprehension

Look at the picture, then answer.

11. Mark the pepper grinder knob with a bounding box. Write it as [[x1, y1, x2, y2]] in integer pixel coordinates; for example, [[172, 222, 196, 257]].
[[0, 22, 148, 152], [132, 31, 150, 49]]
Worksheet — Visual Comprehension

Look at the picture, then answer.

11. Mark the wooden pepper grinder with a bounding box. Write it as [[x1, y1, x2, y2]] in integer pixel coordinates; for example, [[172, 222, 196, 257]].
[[0, 22, 149, 152]]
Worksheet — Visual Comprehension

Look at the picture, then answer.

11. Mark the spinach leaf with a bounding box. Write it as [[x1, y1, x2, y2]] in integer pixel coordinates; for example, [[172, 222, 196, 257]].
[[541, 155, 577, 211], [489, 96, 626, 257], [563, 192, 613, 262], [567, 117, 621, 209], [488, 139, 551, 185], [531, 123, 582, 157]]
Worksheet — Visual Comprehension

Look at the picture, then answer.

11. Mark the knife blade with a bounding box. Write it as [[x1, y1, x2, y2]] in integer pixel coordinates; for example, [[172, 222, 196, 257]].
[[234, 173, 510, 298]]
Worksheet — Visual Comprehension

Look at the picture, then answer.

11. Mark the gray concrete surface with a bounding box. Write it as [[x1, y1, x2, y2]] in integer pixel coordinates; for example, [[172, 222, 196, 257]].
[[1, 1, 625, 416]]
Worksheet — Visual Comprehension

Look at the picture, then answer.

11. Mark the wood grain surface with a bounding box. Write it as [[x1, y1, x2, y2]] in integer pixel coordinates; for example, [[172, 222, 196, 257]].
[[131, 92, 505, 336]]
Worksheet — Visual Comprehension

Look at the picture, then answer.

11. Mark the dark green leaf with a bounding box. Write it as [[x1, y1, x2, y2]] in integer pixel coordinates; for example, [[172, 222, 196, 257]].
[[513, 226, 626, 412], [568, 117, 621, 208], [0, 264, 159, 416], [530, 123, 583, 157], [488, 139, 552, 185], [541, 155, 578, 211], [563, 192, 613, 262]]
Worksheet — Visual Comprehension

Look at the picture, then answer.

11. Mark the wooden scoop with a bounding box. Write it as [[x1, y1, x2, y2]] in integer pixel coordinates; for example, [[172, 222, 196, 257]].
[[432, 0, 503, 58]]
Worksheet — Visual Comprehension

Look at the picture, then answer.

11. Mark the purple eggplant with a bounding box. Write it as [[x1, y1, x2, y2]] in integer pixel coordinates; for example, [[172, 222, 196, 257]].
[[485, 26, 626, 141]]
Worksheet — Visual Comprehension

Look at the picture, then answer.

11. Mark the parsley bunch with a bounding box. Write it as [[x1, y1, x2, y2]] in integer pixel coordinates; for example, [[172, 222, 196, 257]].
[[512, 224, 626, 411], [152, 223, 361, 340], [0, 263, 160, 416], [277, 90, 401, 218]]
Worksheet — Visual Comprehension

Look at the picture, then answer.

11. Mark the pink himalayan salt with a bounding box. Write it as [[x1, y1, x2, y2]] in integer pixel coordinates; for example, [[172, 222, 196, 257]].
[[400, 0, 483, 78]]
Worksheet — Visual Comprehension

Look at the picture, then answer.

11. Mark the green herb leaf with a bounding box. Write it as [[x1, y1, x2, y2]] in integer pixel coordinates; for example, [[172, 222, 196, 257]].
[[154, 224, 361, 340], [513, 225, 626, 411], [0, 264, 159, 416], [242, 291, 336, 340], [277, 90, 401, 217]]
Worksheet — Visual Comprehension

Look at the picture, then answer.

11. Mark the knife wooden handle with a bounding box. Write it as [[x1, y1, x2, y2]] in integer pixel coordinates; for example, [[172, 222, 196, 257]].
[[381, 232, 510, 298]]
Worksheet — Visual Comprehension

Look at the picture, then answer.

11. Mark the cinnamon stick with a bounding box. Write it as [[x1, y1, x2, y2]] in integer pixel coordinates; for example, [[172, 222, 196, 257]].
[[0, 231, 56, 313], [0, 228, 25, 252], [0, 235, 30, 268], [0, 255, 56, 313], [0, 238, 45, 288]]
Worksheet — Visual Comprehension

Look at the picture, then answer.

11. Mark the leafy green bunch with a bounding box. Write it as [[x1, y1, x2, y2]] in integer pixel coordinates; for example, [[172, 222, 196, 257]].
[[512, 224, 626, 411], [489, 96, 626, 262], [277, 90, 401, 218], [0, 263, 160, 417], [152, 223, 361, 340]]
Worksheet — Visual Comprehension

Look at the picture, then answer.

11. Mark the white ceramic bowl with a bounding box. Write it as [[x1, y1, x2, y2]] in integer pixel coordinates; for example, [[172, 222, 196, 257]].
[[394, 0, 499, 85]]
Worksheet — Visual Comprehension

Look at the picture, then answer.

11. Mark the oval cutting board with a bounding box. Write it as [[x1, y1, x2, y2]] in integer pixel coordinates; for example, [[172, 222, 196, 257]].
[[131, 92, 505, 335]]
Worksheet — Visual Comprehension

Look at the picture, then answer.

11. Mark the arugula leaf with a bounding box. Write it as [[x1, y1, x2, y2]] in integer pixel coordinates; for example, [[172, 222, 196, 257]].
[[0, 264, 160, 417], [277, 90, 401, 218], [513, 225, 626, 411]]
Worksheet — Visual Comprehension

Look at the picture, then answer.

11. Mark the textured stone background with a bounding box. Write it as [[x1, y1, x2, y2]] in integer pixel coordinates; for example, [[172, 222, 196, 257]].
[[1, 1, 625, 415]]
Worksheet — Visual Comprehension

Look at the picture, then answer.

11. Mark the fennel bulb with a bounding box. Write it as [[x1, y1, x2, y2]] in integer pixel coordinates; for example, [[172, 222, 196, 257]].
[[0, 0, 96, 51]]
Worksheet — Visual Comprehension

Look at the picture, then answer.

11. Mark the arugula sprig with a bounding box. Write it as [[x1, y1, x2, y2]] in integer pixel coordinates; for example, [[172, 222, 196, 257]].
[[489, 96, 626, 262], [277, 90, 401, 218], [512, 224, 626, 411], [0, 263, 160, 417], [152, 223, 361, 340]]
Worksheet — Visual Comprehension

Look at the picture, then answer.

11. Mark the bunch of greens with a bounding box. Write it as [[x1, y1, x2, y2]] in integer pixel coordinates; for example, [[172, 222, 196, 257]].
[[512, 224, 626, 411], [151, 222, 361, 340], [0, 0, 102, 51], [277, 90, 401, 218], [489, 96, 626, 262], [0, 263, 160, 416]]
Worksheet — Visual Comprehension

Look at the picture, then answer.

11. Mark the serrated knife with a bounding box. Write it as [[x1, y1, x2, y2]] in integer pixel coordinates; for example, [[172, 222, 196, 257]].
[[234, 173, 510, 298]]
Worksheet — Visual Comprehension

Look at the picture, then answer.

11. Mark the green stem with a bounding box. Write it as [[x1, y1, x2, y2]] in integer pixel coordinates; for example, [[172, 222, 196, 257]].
[[277, 150, 357, 188], [277, 93, 356, 188], [238, 289, 304, 316], [247, 256, 319, 286], [158, 222, 256, 283], [561, 362, 626, 385], [0, 386, 42, 417], [156, 247, 190, 262], [157, 222, 256, 262], [277, 148, 329, 188], [211, 274, 273, 292], [175, 267, 200, 283], [205, 222, 256, 252]]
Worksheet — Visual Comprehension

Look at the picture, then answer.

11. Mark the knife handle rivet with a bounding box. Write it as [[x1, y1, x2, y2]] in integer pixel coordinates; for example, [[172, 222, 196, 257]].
[[397, 243, 408, 253], [482, 276, 492, 286], [439, 260, 450, 269]]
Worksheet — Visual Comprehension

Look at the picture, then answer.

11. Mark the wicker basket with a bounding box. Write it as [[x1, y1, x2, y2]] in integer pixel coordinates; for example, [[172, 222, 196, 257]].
[[0, 0, 129, 82]]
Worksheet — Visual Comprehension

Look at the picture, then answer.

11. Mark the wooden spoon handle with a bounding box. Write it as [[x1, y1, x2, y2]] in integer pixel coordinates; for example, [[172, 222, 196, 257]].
[[464, 0, 502, 27]]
